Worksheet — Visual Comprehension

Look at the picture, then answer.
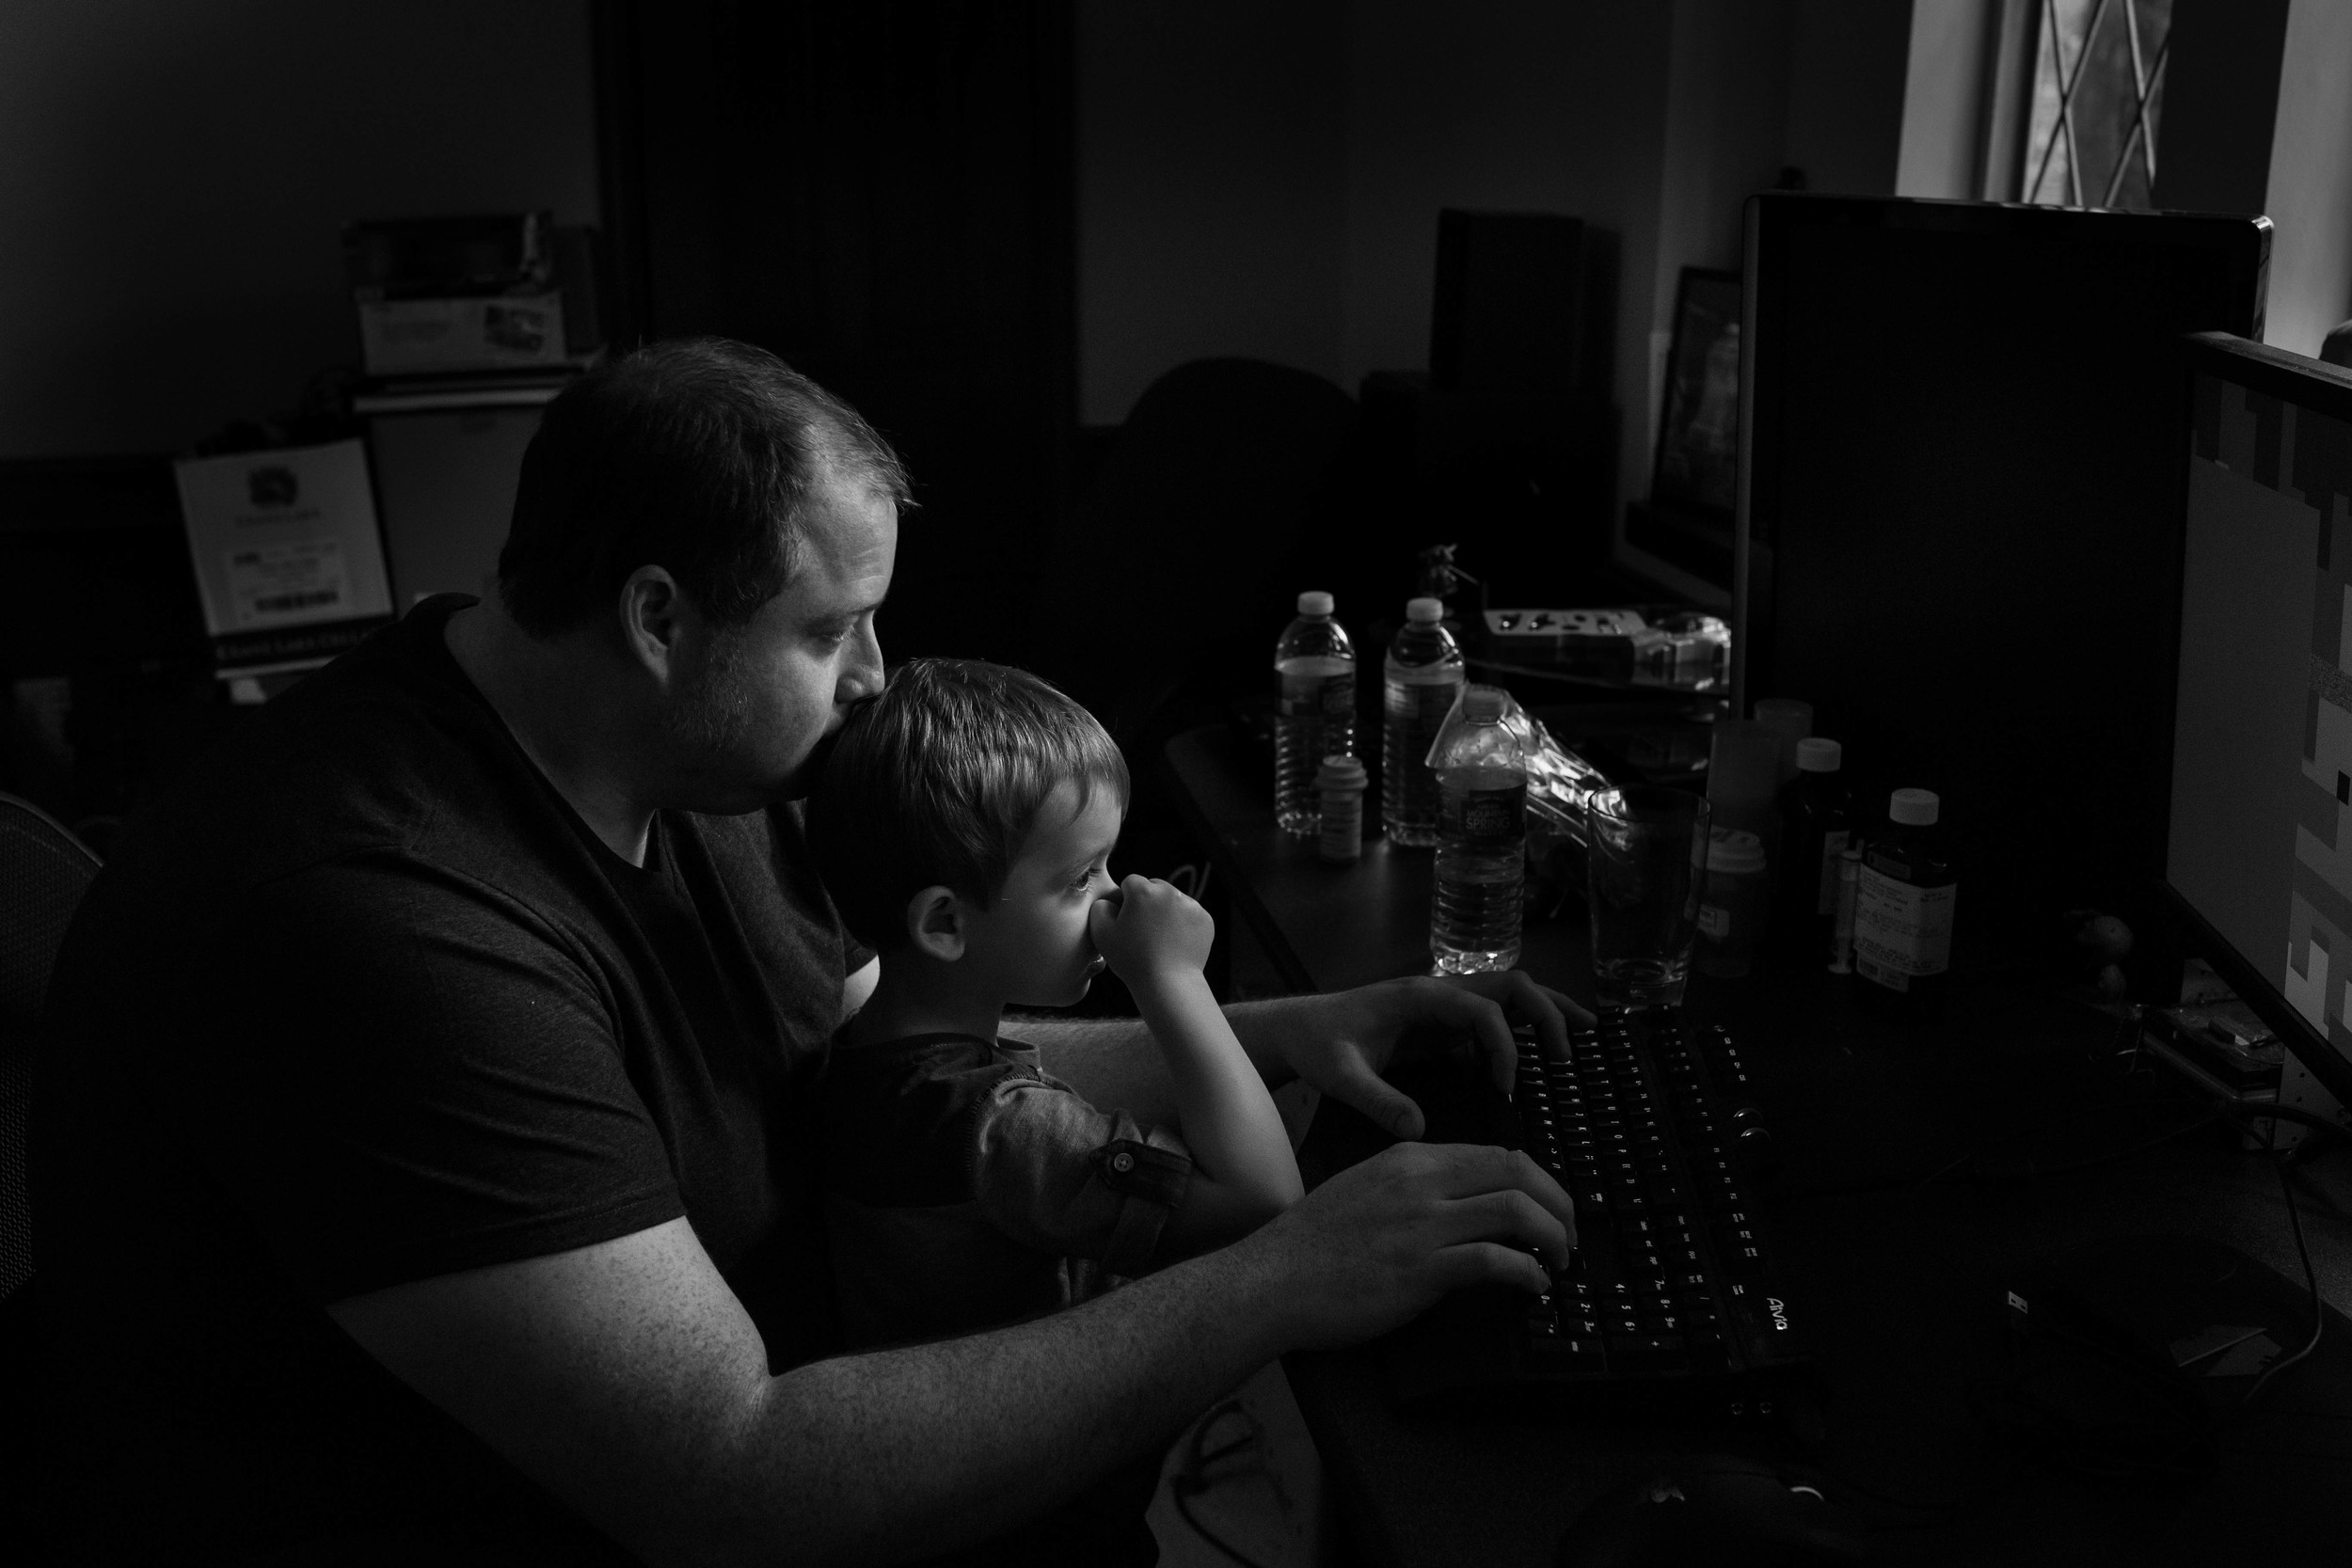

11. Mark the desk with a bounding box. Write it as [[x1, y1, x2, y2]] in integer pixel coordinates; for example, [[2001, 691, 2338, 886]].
[[1162, 723, 2352, 1567]]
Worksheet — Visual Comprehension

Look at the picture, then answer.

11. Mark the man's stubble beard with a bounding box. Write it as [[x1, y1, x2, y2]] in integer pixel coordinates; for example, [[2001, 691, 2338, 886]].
[[666, 628, 757, 773]]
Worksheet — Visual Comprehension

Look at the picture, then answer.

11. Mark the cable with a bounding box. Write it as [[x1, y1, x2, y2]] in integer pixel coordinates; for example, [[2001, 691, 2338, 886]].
[[2241, 1152, 2325, 1410]]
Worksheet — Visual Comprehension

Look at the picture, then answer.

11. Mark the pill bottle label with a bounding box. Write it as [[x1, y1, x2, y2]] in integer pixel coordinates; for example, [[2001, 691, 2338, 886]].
[[1852, 865, 1956, 983], [1814, 829, 1851, 913]]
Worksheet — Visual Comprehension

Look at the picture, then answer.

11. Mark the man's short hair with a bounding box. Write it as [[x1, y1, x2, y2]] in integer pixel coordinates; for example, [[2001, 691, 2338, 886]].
[[810, 659, 1131, 951], [497, 337, 911, 637]]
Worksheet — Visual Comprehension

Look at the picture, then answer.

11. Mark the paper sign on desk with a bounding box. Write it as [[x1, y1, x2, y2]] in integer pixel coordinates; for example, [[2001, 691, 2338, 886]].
[[175, 438, 396, 677]]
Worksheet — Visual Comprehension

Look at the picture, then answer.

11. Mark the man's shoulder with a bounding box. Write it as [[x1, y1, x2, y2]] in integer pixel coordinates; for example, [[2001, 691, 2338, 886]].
[[111, 601, 572, 898]]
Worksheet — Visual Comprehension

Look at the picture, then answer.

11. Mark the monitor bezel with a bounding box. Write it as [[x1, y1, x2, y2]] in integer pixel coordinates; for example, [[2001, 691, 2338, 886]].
[[2163, 330, 2352, 1112]]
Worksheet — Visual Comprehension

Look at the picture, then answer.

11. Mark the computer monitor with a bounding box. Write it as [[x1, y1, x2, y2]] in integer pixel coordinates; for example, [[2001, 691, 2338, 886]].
[[1735, 193, 2269, 930], [2165, 332, 2352, 1108]]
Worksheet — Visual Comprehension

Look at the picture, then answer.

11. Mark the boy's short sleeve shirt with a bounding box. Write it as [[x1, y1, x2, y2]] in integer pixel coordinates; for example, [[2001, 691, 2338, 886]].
[[820, 1033, 1194, 1350]]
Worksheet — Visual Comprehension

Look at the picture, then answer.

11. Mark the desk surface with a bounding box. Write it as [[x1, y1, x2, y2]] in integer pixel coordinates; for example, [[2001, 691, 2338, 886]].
[[1161, 723, 2352, 1568]]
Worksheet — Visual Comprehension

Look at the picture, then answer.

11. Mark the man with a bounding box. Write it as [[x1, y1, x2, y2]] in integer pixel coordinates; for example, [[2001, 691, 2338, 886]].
[[34, 338, 1576, 1565]]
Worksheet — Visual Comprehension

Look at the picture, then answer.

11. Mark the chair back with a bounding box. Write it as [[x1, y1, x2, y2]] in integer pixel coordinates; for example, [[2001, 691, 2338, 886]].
[[0, 793, 102, 1306], [1030, 357, 1360, 740]]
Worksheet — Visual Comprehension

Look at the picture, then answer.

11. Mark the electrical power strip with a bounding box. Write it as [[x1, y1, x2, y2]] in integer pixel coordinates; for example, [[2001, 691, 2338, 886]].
[[1482, 608, 1649, 645]]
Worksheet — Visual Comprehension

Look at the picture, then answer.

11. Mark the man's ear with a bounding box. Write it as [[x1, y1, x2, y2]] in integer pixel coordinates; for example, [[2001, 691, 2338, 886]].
[[616, 565, 686, 685], [905, 885, 969, 961]]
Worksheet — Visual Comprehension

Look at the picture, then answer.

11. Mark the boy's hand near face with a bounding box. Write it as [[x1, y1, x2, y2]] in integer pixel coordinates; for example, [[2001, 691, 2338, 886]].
[[1089, 876, 1303, 1253], [1086, 875, 1212, 984]]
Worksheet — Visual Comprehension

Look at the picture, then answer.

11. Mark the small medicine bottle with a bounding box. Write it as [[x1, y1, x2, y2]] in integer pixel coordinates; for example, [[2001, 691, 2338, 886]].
[[1316, 755, 1368, 863], [1696, 827, 1769, 978], [1851, 787, 1957, 1016], [1772, 736, 1852, 970]]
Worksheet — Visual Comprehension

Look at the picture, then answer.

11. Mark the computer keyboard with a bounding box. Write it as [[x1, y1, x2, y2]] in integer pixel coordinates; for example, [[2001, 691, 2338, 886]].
[[1378, 1006, 1811, 1417]]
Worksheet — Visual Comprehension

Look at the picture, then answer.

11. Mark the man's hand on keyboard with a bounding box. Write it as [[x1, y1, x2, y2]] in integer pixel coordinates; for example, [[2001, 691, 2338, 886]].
[[1231, 1141, 1575, 1350], [1232, 973, 1589, 1142]]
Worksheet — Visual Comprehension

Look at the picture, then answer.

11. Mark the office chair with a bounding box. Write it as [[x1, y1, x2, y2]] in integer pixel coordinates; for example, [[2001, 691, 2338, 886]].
[[1030, 356, 1362, 744], [1, 792, 102, 1309], [1, 794, 97, 1559]]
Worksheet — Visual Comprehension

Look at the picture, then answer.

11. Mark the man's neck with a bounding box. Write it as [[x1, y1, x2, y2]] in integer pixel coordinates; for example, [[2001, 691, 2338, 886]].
[[840, 954, 1005, 1047], [443, 599, 662, 864]]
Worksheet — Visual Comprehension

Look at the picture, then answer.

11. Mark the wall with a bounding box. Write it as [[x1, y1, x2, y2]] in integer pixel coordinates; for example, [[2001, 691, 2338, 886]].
[[1075, 0, 1348, 426], [1339, 0, 1675, 514], [1782, 0, 1913, 201], [0, 0, 598, 459], [1894, 0, 2005, 199], [1074, 0, 1915, 562], [2264, 0, 2352, 356]]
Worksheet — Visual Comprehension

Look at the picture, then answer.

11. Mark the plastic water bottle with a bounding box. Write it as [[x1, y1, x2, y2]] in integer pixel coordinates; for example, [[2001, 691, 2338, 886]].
[[1273, 592, 1356, 837], [1429, 687, 1527, 973], [1381, 596, 1466, 847]]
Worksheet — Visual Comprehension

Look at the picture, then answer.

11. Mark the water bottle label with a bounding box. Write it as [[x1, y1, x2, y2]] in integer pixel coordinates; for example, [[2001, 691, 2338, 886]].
[[1386, 676, 1462, 728], [1279, 673, 1355, 721], [1851, 864, 1955, 978], [1440, 782, 1526, 839]]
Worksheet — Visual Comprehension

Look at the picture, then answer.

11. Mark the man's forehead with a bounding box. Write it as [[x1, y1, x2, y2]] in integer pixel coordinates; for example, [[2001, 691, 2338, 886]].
[[778, 481, 896, 601]]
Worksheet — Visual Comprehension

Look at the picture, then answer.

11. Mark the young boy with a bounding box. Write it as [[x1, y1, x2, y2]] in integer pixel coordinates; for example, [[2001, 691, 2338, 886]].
[[807, 657, 1303, 1565]]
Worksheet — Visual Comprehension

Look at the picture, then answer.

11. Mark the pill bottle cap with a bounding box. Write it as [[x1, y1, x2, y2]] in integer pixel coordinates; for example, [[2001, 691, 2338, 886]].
[[1706, 827, 1768, 874], [1464, 688, 1507, 721], [1795, 737, 1843, 773], [1405, 596, 1445, 624], [1889, 787, 1940, 826], [1317, 755, 1367, 789], [1297, 591, 1334, 616]]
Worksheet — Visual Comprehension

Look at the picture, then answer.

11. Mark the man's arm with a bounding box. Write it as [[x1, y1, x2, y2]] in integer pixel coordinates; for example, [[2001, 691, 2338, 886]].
[[1024, 971, 1589, 1138], [331, 1143, 1572, 1568]]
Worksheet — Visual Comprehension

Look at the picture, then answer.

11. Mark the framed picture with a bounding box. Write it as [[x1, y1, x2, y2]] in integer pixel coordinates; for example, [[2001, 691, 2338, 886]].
[[1651, 267, 1743, 519]]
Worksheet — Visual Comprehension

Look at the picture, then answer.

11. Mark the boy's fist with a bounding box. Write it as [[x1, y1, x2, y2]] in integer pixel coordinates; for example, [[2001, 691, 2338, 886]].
[[1089, 874, 1215, 982]]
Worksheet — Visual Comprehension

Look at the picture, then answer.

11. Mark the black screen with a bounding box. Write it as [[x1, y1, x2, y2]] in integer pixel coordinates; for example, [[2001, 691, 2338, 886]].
[[1738, 195, 2268, 930]]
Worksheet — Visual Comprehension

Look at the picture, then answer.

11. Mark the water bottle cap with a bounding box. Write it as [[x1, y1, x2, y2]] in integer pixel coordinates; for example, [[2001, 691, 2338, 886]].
[[1464, 687, 1507, 721], [1406, 596, 1445, 624], [1795, 737, 1843, 773], [1317, 755, 1367, 789], [1706, 827, 1768, 874], [1889, 787, 1940, 826], [1297, 591, 1335, 616]]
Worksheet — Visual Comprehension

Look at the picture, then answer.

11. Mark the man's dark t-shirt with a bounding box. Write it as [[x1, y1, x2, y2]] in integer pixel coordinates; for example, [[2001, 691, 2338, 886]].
[[32, 596, 864, 1562]]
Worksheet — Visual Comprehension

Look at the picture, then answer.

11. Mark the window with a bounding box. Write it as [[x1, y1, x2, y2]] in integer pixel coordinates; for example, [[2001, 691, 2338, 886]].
[[2021, 0, 2172, 209]]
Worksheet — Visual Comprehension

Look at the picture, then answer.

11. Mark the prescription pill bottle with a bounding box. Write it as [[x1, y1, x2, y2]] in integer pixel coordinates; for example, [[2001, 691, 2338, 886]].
[[1851, 787, 1957, 1018], [1696, 827, 1768, 978]]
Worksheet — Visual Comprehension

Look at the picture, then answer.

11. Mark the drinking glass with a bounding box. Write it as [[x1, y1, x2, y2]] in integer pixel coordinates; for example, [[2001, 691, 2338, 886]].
[[1586, 787, 1710, 1007]]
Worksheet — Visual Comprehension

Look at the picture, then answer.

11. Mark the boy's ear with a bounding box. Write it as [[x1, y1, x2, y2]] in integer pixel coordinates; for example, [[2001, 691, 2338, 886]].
[[904, 885, 968, 961]]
